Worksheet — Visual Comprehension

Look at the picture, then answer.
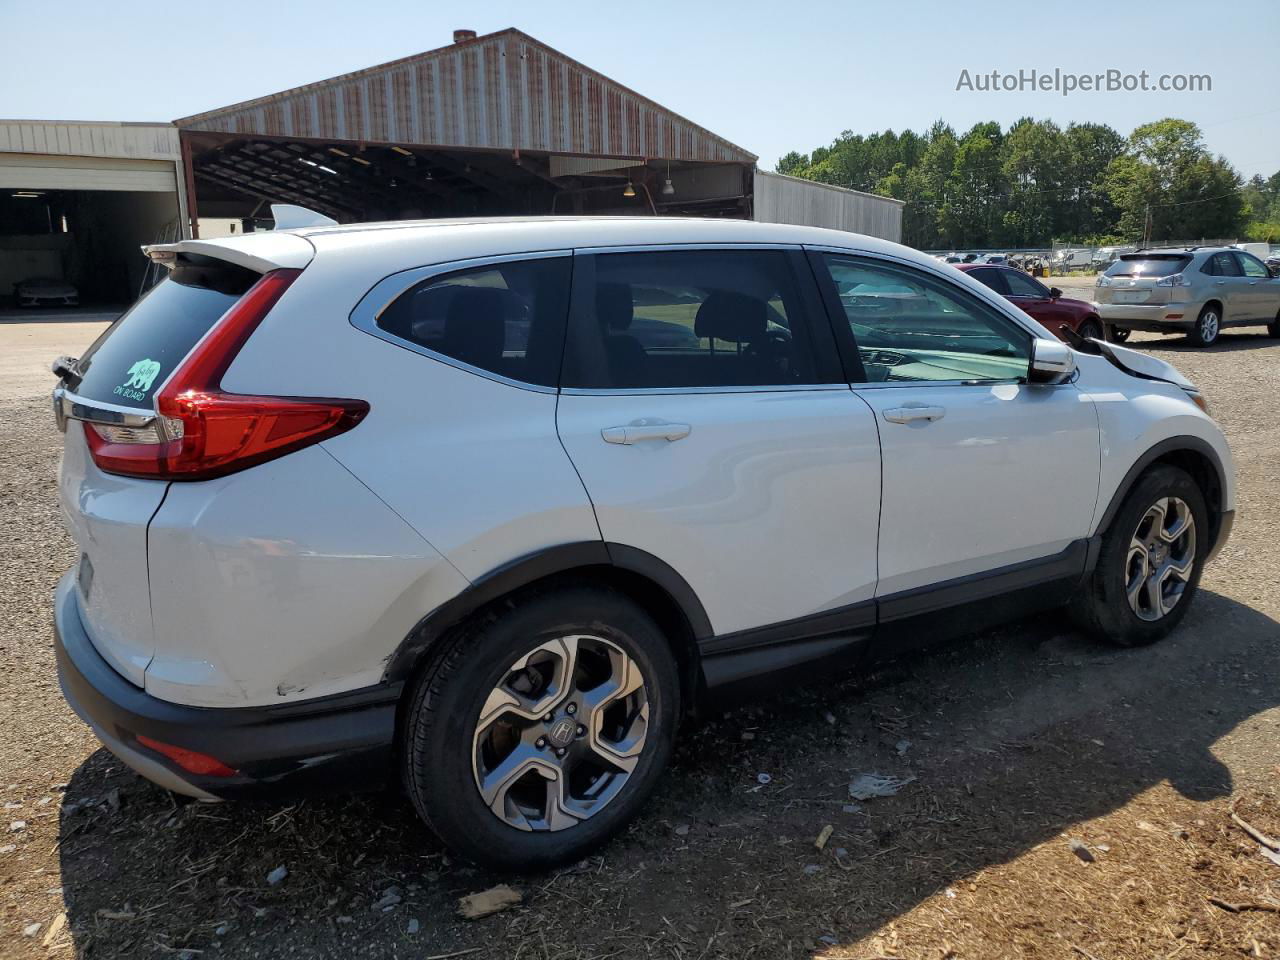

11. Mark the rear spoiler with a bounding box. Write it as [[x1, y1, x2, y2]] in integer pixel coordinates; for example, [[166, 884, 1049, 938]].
[[143, 231, 315, 275]]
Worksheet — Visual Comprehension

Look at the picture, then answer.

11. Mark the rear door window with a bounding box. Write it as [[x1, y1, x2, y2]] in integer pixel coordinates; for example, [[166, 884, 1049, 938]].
[[967, 267, 1009, 295], [561, 249, 832, 390], [1205, 252, 1241, 276], [70, 257, 260, 410], [1002, 270, 1051, 299], [375, 256, 571, 388]]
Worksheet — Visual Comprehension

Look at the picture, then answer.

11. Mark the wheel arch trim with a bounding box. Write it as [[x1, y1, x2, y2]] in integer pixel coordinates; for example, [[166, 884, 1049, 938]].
[[382, 542, 713, 684], [1094, 435, 1231, 557]]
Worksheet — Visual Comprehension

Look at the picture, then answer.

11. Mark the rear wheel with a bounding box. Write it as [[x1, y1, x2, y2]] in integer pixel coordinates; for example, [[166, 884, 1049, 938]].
[[401, 586, 679, 870], [1187, 305, 1221, 347], [1071, 464, 1207, 646], [1107, 325, 1130, 343], [1077, 317, 1104, 341]]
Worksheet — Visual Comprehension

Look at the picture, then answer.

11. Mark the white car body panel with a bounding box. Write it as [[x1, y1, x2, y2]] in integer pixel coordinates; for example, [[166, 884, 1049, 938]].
[[557, 388, 882, 635], [221, 261, 600, 584], [57, 420, 166, 686], [1071, 353, 1236, 527], [855, 381, 1100, 596], [146, 445, 468, 707]]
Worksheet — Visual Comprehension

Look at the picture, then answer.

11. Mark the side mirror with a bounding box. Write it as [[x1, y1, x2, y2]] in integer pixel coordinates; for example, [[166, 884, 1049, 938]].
[[1028, 337, 1076, 385], [1049, 287, 1063, 299]]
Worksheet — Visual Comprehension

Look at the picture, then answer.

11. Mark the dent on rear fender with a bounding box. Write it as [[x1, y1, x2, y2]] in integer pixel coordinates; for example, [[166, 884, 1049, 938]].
[[145, 446, 470, 708]]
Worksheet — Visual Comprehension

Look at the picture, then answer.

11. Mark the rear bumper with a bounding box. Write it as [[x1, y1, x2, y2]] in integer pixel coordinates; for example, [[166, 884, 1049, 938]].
[[1095, 301, 1197, 331], [54, 572, 400, 800]]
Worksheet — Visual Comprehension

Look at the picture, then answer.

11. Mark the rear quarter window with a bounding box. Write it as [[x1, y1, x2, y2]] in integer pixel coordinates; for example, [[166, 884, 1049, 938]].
[[70, 257, 259, 409]]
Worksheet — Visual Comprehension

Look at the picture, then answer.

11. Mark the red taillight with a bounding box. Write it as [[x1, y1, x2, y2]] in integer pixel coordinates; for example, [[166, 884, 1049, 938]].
[[86, 269, 369, 481], [136, 735, 238, 778]]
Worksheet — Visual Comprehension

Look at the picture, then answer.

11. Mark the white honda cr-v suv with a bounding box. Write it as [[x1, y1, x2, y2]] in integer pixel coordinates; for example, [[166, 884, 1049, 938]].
[[52, 213, 1234, 870]]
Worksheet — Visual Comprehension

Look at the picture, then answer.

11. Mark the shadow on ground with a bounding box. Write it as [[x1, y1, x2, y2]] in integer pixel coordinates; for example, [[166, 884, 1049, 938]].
[[56, 589, 1279, 958]]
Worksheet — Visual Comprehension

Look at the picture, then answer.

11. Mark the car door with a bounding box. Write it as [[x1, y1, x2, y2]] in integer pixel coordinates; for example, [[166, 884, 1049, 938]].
[[811, 251, 1100, 623], [1001, 267, 1074, 334], [555, 246, 882, 673], [1204, 251, 1246, 319], [1234, 252, 1276, 320]]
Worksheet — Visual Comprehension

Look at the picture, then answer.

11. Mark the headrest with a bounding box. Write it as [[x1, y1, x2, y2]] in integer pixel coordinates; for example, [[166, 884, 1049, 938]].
[[694, 290, 768, 343], [443, 287, 507, 367], [595, 283, 634, 331]]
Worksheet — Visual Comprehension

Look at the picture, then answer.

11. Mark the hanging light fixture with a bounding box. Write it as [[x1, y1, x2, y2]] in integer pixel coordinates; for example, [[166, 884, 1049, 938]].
[[662, 159, 675, 196], [623, 175, 636, 198]]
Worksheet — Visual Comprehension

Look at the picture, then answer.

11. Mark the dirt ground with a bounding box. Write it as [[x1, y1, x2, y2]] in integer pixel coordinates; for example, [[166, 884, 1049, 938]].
[[1, 318, 1278, 960]]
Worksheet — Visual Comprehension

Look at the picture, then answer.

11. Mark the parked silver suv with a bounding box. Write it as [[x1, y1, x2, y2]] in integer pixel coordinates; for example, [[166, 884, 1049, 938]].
[[1095, 247, 1280, 346]]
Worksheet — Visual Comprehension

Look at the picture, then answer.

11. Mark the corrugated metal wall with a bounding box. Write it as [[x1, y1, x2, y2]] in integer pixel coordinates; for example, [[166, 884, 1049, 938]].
[[753, 171, 903, 242], [175, 30, 756, 165], [0, 120, 181, 162]]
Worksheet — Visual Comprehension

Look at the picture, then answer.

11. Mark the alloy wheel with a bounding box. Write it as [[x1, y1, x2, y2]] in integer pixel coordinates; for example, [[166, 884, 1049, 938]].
[[1198, 310, 1219, 343], [1125, 496, 1196, 622], [471, 635, 649, 831]]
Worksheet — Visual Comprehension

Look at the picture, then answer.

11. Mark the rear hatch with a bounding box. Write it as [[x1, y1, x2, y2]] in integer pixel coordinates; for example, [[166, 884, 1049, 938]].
[[1095, 253, 1192, 306], [53, 235, 315, 687], [55, 262, 267, 684]]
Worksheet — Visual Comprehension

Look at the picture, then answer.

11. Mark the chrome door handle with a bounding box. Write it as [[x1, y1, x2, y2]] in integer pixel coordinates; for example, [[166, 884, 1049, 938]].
[[882, 405, 946, 424], [601, 420, 692, 444], [1215, 280, 1226, 285]]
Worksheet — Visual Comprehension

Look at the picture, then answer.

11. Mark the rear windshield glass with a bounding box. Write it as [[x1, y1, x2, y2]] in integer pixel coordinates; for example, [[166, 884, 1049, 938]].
[[68, 257, 260, 410], [1104, 255, 1192, 278]]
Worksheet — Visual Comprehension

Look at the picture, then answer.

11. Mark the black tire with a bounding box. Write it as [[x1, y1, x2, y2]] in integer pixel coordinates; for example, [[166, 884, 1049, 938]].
[[1107, 325, 1130, 343], [1186, 304, 1221, 347], [1077, 317, 1104, 341], [1268, 310, 1280, 338], [401, 586, 680, 871], [1071, 464, 1208, 647]]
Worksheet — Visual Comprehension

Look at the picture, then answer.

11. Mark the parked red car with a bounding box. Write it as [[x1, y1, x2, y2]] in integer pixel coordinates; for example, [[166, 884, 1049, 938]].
[[956, 263, 1104, 341]]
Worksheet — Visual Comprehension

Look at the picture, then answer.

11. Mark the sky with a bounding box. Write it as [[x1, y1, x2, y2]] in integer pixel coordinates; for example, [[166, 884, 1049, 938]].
[[3, 0, 1277, 180]]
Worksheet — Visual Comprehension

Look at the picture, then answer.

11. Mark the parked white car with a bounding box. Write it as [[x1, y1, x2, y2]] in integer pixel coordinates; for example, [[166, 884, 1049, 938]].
[[52, 214, 1234, 870]]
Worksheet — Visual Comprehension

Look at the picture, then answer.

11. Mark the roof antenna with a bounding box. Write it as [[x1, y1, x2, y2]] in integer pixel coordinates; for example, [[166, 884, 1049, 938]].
[[270, 204, 338, 230]]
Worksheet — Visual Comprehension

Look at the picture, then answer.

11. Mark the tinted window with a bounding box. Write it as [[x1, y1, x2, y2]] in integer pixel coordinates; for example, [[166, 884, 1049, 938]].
[[1203, 252, 1240, 277], [562, 250, 821, 389], [822, 255, 1031, 383], [1105, 255, 1192, 278], [71, 257, 260, 409], [1003, 270, 1049, 298], [967, 267, 1009, 295], [377, 257, 571, 387], [1236, 252, 1270, 278]]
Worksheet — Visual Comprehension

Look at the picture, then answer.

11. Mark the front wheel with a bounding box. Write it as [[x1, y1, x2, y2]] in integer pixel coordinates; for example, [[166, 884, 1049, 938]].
[[1187, 305, 1221, 347], [1077, 318, 1104, 341], [1268, 310, 1280, 338], [1071, 464, 1207, 646], [401, 586, 680, 871]]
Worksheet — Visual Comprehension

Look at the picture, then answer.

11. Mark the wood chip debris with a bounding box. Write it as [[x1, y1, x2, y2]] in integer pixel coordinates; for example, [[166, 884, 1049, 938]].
[[457, 884, 522, 920], [815, 824, 834, 851]]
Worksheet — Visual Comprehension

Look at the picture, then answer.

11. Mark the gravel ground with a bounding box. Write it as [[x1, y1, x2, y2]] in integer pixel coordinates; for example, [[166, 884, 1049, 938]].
[[1, 320, 1278, 960]]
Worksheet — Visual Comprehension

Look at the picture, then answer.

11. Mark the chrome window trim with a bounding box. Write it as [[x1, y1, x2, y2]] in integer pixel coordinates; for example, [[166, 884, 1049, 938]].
[[561, 383, 851, 398], [573, 242, 804, 256], [349, 249, 571, 395], [53, 386, 157, 429]]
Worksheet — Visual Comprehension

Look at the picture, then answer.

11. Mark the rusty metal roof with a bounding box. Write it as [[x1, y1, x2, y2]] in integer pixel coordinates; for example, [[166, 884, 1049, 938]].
[[174, 29, 756, 164]]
